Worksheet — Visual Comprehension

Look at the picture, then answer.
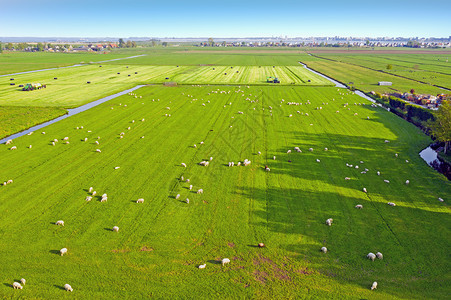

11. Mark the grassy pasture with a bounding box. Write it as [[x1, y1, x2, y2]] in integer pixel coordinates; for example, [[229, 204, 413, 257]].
[[303, 59, 446, 95], [0, 85, 449, 299], [313, 53, 451, 89], [0, 51, 132, 75], [0, 65, 331, 107]]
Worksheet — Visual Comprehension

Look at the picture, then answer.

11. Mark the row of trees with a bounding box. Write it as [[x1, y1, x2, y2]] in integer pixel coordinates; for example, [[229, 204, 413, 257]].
[[118, 39, 137, 48]]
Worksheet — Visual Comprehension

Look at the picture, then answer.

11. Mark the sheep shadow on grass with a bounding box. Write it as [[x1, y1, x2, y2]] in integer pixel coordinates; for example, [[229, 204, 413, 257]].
[[49, 250, 61, 255], [54, 284, 66, 290], [3, 283, 13, 288], [104, 228, 114, 231], [207, 259, 222, 265]]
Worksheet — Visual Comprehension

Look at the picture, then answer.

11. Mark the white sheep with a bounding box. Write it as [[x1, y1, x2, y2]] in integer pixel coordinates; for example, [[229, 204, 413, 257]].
[[363, 188, 367, 193], [438, 197, 444, 202], [387, 202, 396, 206], [20, 278, 26, 285], [321, 246, 327, 253], [367, 252, 376, 261], [102, 193, 107, 198], [384, 179, 390, 183], [60, 248, 67, 256], [355, 204, 363, 209], [316, 159, 320, 163], [309, 148, 313, 152], [197, 189, 203, 194], [186, 179, 190, 183], [287, 150, 291, 154], [176, 194, 181, 200], [115, 166, 120, 170], [64, 284, 73, 292], [12, 282, 23, 289], [210, 156, 213, 161], [222, 258, 230, 266], [198, 264, 206, 269], [395, 153, 398, 157], [96, 149, 101, 153], [86, 196, 92, 201], [6, 179, 13, 184], [265, 166, 270, 172], [324, 148, 328, 151], [63, 137, 69, 141], [377, 171, 381, 176], [95, 141, 99, 145], [371, 282, 377, 290], [5, 139, 13, 145], [181, 163, 187, 168], [186, 198, 190, 204], [113, 226, 119, 232], [10, 146, 17, 150], [376, 252, 383, 260], [345, 177, 351, 180], [92, 191, 97, 196], [136, 198, 144, 203], [101, 197, 107, 202], [273, 156, 276, 160], [325, 218, 333, 226], [405, 180, 410, 185], [56, 220, 64, 226]]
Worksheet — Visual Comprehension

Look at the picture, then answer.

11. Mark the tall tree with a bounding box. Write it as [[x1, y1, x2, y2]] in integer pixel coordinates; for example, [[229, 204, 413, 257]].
[[208, 37, 214, 47], [118, 38, 125, 48], [126, 40, 132, 48], [37, 42, 44, 51], [131, 41, 137, 48], [427, 100, 451, 154]]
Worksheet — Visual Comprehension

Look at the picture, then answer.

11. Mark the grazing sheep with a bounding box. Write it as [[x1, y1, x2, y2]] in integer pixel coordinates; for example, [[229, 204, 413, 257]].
[[395, 153, 398, 157], [321, 246, 327, 253], [287, 150, 291, 154], [89, 187, 93, 193], [405, 160, 409, 163], [6, 179, 13, 184], [210, 156, 213, 161], [100, 197, 107, 202], [355, 204, 363, 209], [371, 282, 377, 290], [405, 180, 410, 185], [345, 177, 351, 180], [86, 196, 92, 201], [384, 140, 390, 143], [52, 142, 55, 146], [92, 191, 97, 196], [102, 193, 107, 198], [222, 258, 231, 266], [84, 138, 88, 142], [376, 252, 383, 260], [324, 148, 328, 151], [6, 139, 13, 145], [308, 148, 313, 152], [189, 185, 193, 190], [243, 159, 251, 166], [181, 163, 187, 168], [199, 161, 209, 166], [363, 188, 367, 193], [377, 171, 381, 176], [29, 145, 32, 148], [367, 252, 376, 261], [10, 146, 17, 150], [387, 202, 396, 206], [438, 197, 444, 202], [63, 137, 69, 141], [64, 284, 73, 292], [96, 149, 101, 153], [20, 278, 26, 285], [384, 180, 390, 183], [115, 167, 120, 170], [95, 141, 99, 145], [198, 264, 206, 269], [186, 198, 190, 204], [113, 226, 119, 232], [176, 194, 181, 200], [136, 198, 144, 203], [193, 144, 197, 148], [197, 189, 203, 194], [316, 159, 320, 163], [60, 248, 68, 256], [56, 220, 64, 226], [12, 282, 23, 289], [258, 243, 265, 248], [273, 156, 276, 160], [325, 218, 333, 226], [186, 179, 190, 183]]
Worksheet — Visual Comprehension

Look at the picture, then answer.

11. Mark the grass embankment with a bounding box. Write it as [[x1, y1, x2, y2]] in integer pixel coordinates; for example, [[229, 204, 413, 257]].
[[0, 106, 67, 139], [0, 85, 449, 299]]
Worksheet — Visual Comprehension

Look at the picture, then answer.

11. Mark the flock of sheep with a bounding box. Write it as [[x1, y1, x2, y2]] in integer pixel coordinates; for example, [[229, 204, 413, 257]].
[[1, 83, 446, 295]]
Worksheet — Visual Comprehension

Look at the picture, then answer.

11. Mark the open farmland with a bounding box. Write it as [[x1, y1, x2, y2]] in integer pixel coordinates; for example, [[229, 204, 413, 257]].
[[0, 85, 449, 298], [303, 51, 451, 95], [0, 64, 331, 108]]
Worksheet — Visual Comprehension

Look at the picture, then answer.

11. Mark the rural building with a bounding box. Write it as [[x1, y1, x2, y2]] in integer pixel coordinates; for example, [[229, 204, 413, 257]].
[[378, 81, 392, 86]]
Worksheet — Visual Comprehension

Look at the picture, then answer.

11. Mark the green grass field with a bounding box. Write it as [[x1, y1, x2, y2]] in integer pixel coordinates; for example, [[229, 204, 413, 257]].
[[304, 52, 451, 95], [0, 85, 449, 299], [0, 64, 331, 108]]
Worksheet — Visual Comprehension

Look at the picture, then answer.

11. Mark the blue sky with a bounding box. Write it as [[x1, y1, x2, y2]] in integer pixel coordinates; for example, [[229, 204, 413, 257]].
[[1, 0, 450, 37]]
